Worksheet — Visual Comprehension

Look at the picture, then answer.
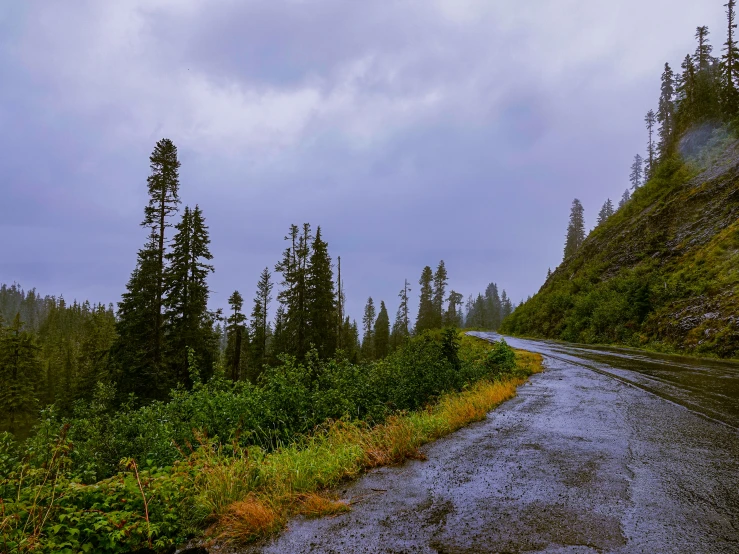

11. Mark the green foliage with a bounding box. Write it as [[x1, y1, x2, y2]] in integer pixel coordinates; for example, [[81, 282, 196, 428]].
[[484, 339, 516, 374]]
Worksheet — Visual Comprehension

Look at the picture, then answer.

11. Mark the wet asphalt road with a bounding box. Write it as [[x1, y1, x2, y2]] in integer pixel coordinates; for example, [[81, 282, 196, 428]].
[[244, 333, 739, 553]]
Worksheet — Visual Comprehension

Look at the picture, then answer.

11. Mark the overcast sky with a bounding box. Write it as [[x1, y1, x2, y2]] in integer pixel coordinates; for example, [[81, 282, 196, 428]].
[[0, 0, 727, 324]]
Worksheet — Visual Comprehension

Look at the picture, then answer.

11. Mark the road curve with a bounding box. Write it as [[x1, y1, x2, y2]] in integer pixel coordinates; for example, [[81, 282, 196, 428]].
[[243, 334, 739, 553]]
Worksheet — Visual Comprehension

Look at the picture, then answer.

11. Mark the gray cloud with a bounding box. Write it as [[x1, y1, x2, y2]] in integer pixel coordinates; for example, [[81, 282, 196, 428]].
[[0, 0, 727, 322]]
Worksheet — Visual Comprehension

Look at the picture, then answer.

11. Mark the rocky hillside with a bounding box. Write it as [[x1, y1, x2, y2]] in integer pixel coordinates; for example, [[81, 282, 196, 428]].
[[502, 128, 739, 358]]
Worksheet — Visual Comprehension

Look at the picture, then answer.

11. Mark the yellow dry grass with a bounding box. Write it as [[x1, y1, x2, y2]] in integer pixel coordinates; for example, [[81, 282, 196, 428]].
[[205, 347, 544, 545]]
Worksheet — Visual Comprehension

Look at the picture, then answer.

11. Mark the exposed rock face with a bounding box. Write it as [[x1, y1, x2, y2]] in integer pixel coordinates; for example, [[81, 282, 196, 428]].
[[502, 135, 739, 358]]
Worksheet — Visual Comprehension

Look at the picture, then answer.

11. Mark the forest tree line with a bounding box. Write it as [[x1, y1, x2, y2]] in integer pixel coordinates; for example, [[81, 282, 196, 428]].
[[0, 139, 513, 434]]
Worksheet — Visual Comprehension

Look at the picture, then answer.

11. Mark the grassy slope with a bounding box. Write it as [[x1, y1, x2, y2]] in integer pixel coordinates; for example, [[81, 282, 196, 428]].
[[502, 132, 739, 358]]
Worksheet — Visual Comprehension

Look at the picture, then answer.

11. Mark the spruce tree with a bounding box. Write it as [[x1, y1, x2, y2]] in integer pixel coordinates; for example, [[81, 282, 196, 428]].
[[657, 63, 676, 158], [597, 199, 615, 226], [113, 231, 163, 400], [275, 224, 311, 360], [644, 109, 656, 179], [391, 281, 411, 350], [141, 138, 181, 370], [250, 268, 273, 377], [677, 54, 697, 131], [0, 314, 41, 434], [444, 290, 464, 328], [415, 266, 435, 333], [306, 227, 337, 359], [484, 283, 502, 330], [432, 260, 448, 328], [374, 301, 390, 359], [500, 291, 514, 320], [695, 26, 714, 71], [225, 291, 247, 381], [619, 189, 631, 209], [163, 205, 215, 386], [563, 199, 585, 260], [722, 0, 739, 116], [361, 297, 376, 360], [629, 154, 643, 190]]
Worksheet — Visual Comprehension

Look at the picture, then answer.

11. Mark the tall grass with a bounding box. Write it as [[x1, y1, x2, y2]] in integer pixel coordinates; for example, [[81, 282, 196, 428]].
[[198, 348, 543, 546]]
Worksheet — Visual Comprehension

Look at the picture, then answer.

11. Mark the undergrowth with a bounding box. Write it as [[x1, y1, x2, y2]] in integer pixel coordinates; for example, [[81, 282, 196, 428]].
[[0, 332, 543, 553]]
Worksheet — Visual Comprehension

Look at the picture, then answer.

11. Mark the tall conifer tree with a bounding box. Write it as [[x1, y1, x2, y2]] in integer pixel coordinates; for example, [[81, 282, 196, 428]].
[[629, 154, 644, 190], [432, 260, 448, 328], [250, 268, 273, 376], [563, 199, 585, 260], [361, 297, 376, 360], [644, 110, 656, 179], [597, 199, 615, 226], [306, 227, 337, 359], [225, 291, 246, 382], [722, 1, 739, 116], [374, 301, 390, 359], [163, 205, 215, 385], [415, 266, 435, 333], [657, 64, 675, 158], [141, 138, 181, 370]]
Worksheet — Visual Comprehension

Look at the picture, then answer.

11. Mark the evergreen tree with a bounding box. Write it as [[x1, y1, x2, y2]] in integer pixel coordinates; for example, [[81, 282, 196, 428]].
[[361, 297, 376, 360], [306, 227, 337, 359], [629, 154, 644, 190], [275, 224, 312, 360], [391, 280, 411, 351], [163, 205, 216, 386], [676, 54, 697, 132], [225, 291, 247, 381], [250, 268, 273, 377], [112, 231, 163, 400], [619, 189, 631, 209], [0, 314, 41, 434], [141, 138, 181, 371], [644, 109, 656, 179], [432, 260, 448, 328], [484, 283, 502, 330], [722, 0, 739, 116], [597, 199, 615, 226], [563, 199, 585, 260], [374, 301, 390, 359], [657, 63, 676, 158], [415, 266, 435, 333], [444, 290, 464, 328], [695, 26, 714, 71], [500, 291, 514, 320]]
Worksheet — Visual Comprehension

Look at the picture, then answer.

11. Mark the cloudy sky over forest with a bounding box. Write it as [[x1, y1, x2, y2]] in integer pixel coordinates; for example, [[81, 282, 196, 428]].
[[0, 0, 726, 321]]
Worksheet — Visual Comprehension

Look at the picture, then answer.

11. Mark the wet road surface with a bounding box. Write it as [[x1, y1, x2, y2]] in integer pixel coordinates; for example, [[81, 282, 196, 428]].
[[244, 334, 739, 553]]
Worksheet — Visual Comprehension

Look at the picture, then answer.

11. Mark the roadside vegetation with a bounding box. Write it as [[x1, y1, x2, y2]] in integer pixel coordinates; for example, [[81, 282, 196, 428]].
[[502, 6, 739, 359], [0, 332, 542, 553]]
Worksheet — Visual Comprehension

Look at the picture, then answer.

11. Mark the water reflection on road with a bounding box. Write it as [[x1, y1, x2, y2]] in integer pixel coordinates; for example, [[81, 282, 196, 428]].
[[471, 332, 739, 429]]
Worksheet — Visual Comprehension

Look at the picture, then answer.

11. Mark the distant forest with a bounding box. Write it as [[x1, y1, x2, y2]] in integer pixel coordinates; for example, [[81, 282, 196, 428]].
[[0, 140, 512, 433]]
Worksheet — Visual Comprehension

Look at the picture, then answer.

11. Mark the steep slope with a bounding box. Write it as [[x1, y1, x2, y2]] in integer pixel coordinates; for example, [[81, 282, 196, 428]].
[[502, 131, 739, 358]]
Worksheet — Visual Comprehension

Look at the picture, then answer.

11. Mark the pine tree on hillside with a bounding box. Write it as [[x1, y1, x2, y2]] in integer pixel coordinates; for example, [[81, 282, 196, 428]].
[[432, 261, 448, 328], [597, 199, 615, 226], [722, 0, 739, 116], [695, 26, 714, 71], [163, 205, 216, 386], [250, 268, 273, 377], [361, 297, 376, 360], [374, 301, 390, 359], [644, 110, 656, 179], [629, 154, 644, 190], [563, 199, 586, 260], [225, 291, 247, 382], [619, 189, 631, 209], [657, 64, 676, 158], [0, 314, 41, 434], [391, 280, 412, 350], [306, 227, 337, 359], [415, 266, 436, 333], [141, 138, 181, 371], [676, 54, 697, 131]]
